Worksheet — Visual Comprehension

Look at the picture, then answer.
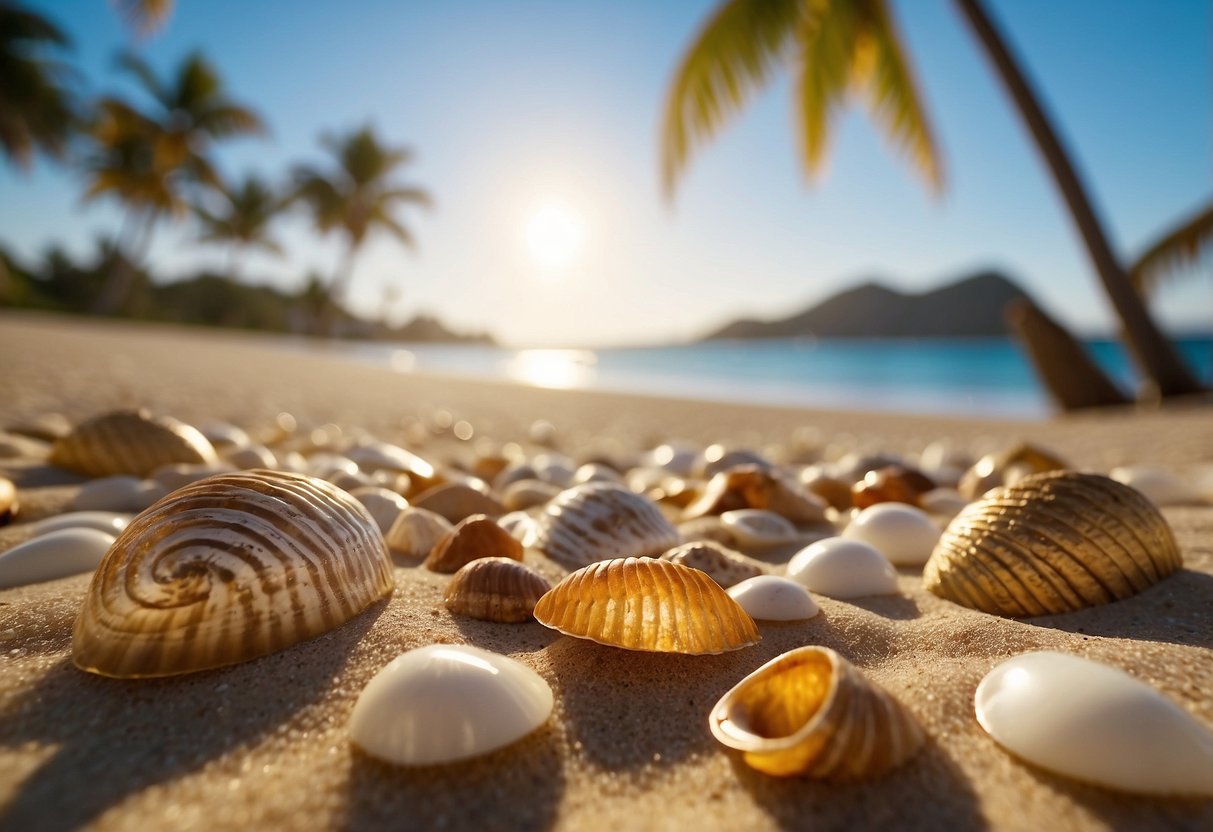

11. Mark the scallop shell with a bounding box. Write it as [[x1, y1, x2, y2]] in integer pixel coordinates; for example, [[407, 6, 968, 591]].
[[72, 469, 394, 678], [923, 471, 1181, 617], [531, 483, 680, 568], [660, 540, 765, 588], [709, 646, 923, 778], [349, 644, 553, 766], [425, 514, 523, 574], [533, 557, 760, 654], [0, 477, 16, 526], [384, 507, 452, 561], [727, 576, 819, 622], [975, 651, 1213, 796], [444, 557, 552, 622], [50, 409, 218, 477], [683, 465, 826, 525]]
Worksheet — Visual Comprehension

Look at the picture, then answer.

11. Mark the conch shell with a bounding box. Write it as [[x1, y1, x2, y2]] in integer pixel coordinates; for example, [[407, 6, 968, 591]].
[[51, 409, 217, 477]]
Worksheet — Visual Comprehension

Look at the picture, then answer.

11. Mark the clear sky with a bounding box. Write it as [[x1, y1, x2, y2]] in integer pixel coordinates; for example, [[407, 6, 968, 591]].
[[1, 0, 1209, 346]]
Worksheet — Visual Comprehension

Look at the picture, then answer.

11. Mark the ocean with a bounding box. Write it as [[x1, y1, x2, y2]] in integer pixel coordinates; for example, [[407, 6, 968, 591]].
[[313, 337, 1213, 420]]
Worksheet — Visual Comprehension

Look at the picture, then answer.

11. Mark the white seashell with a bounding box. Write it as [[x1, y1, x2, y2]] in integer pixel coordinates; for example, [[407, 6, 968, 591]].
[[30, 511, 132, 537], [720, 509, 799, 550], [349, 644, 553, 766], [787, 538, 898, 599], [532, 452, 576, 488], [71, 476, 167, 513], [223, 443, 278, 470], [384, 506, 453, 560], [1109, 466, 1202, 507], [532, 483, 680, 568], [573, 462, 622, 485], [200, 421, 251, 449], [349, 486, 409, 534], [307, 453, 360, 480], [975, 651, 1213, 796], [346, 441, 435, 480], [727, 576, 819, 621], [843, 503, 940, 566], [643, 442, 699, 477], [0, 528, 116, 588], [918, 487, 969, 522], [276, 450, 309, 474]]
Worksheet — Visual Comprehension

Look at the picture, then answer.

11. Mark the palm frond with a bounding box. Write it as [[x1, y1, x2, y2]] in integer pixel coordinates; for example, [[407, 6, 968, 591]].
[[794, 0, 859, 177], [0, 4, 76, 168], [369, 209, 417, 250], [660, 0, 804, 196], [110, 0, 174, 39], [378, 185, 433, 209], [1129, 201, 1213, 295], [0, 6, 69, 46], [114, 50, 165, 104]]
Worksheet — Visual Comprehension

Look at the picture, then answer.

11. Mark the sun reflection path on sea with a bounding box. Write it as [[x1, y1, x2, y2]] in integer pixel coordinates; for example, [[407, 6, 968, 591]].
[[506, 349, 597, 390]]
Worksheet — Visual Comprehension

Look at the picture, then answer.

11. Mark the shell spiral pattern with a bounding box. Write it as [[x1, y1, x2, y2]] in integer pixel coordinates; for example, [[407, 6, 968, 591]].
[[72, 469, 395, 678], [923, 470, 1181, 617], [51, 409, 217, 478], [531, 483, 680, 567]]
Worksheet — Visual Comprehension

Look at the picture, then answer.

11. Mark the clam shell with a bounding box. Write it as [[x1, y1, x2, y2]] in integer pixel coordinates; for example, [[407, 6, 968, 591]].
[[531, 483, 680, 568], [975, 651, 1213, 796], [0, 528, 116, 589], [720, 509, 799, 551], [349, 644, 553, 766], [72, 469, 394, 678], [786, 538, 899, 599], [958, 443, 1067, 500], [660, 540, 765, 588], [683, 465, 826, 525], [425, 514, 523, 574], [533, 557, 760, 654], [50, 409, 217, 477], [413, 482, 505, 524], [384, 507, 452, 561], [843, 503, 940, 566], [444, 557, 552, 622], [0, 477, 16, 526], [923, 471, 1182, 617], [727, 576, 819, 622], [709, 646, 923, 778]]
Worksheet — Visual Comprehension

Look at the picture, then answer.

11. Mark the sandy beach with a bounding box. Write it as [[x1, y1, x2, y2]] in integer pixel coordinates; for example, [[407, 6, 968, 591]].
[[1, 313, 1211, 831]]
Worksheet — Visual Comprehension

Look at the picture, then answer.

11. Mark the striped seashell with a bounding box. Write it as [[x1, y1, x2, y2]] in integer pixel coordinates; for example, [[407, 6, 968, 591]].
[[72, 469, 394, 678], [533, 557, 760, 654], [425, 514, 523, 573], [50, 409, 218, 478], [683, 465, 826, 525], [923, 471, 1181, 617], [710, 646, 923, 779], [660, 540, 765, 588], [444, 557, 552, 622], [531, 483, 680, 568]]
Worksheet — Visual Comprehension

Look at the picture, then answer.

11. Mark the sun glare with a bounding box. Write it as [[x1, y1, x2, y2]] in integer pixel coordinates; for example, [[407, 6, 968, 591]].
[[525, 198, 584, 271]]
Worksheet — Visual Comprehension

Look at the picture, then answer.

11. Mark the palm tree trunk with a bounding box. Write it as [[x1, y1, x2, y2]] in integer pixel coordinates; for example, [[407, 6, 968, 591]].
[[318, 240, 360, 338], [93, 209, 156, 315], [954, 0, 1204, 398]]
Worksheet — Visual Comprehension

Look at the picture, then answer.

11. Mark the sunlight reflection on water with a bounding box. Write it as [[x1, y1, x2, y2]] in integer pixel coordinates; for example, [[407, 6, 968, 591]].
[[506, 349, 597, 389]]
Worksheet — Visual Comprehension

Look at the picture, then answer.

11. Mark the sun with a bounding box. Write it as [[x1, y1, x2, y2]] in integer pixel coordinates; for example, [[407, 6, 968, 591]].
[[525, 198, 584, 271]]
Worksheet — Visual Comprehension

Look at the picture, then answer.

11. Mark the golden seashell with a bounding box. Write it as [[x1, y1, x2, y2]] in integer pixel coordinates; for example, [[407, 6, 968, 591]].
[[413, 482, 506, 523], [923, 471, 1182, 617], [425, 514, 523, 573], [709, 646, 923, 779], [533, 557, 760, 654], [851, 465, 936, 509], [531, 483, 681, 568], [683, 465, 826, 525], [958, 443, 1067, 500], [50, 409, 218, 478], [800, 467, 853, 511], [72, 469, 394, 678], [443, 557, 552, 622], [660, 540, 765, 588]]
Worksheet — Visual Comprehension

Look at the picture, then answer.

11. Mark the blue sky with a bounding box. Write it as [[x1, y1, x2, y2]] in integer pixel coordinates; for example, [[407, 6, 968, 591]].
[[1, 0, 1209, 346]]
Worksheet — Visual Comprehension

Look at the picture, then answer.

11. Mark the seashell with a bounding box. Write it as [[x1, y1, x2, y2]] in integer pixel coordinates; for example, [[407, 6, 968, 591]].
[[50, 409, 217, 477], [720, 509, 800, 551], [787, 538, 899, 599], [676, 515, 738, 548], [531, 452, 576, 488], [958, 443, 1067, 500], [71, 476, 168, 513], [0, 528, 116, 589], [799, 467, 852, 511], [349, 486, 409, 534], [501, 478, 562, 512], [851, 465, 936, 510], [471, 451, 512, 483], [150, 462, 236, 491], [529, 418, 557, 447], [643, 441, 699, 477], [573, 462, 622, 485], [923, 471, 1182, 617], [444, 557, 552, 622], [727, 576, 819, 621], [30, 511, 132, 537], [72, 469, 394, 678], [349, 643, 554, 766], [385, 507, 453, 561], [497, 510, 536, 544], [975, 651, 1213, 796], [531, 483, 681, 568], [660, 540, 765, 588], [346, 441, 435, 482], [1109, 466, 1203, 507], [832, 451, 904, 485], [369, 469, 411, 496], [199, 421, 251, 450], [648, 475, 702, 509], [0, 431, 50, 459], [254, 411, 297, 447], [492, 461, 538, 493], [683, 465, 826, 525], [425, 514, 523, 574], [7, 411, 72, 442], [413, 482, 505, 524], [223, 443, 277, 470], [533, 557, 760, 654], [710, 646, 923, 778], [843, 503, 940, 566], [308, 453, 360, 480], [919, 487, 969, 522], [700, 447, 771, 479], [329, 470, 376, 493], [919, 439, 973, 473], [0, 477, 16, 526]]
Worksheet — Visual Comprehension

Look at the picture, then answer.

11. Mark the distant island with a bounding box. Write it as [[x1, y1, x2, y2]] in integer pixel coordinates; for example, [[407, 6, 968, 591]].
[[701, 271, 1031, 340]]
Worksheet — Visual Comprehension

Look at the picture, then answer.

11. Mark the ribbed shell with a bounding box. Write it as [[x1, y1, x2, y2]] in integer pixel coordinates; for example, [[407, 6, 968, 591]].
[[532, 483, 680, 568], [710, 646, 923, 779], [425, 514, 523, 573], [444, 557, 552, 622], [533, 557, 760, 654], [923, 471, 1181, 617], [51, 409, 217, 478], [72, 469, 394, 678], [660, 540, 765, 588]]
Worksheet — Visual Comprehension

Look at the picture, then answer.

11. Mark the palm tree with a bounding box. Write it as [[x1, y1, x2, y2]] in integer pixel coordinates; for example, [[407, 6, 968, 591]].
[[663, 0, 1203, 399], [193, 174, 284, 280], [0, 2, 76, 169], [1129, 200, 1212, 298], [291, 125, 431, 336]]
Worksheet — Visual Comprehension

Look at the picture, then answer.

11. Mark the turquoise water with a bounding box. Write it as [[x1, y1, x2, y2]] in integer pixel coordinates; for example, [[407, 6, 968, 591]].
[[323, 337, 1213, 419]]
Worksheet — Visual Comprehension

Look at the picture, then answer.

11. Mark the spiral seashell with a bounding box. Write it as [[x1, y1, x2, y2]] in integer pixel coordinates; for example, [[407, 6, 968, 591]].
[[710, 646, 923, 779], [683, 465, 826, 525], [72, 469, 394, 678], [531, 483, 681, 568], [50, 409, 218, 478], [923, 471, 1181, 617], [425, 514, 523, 574], [384, 507, 452, 561], [660, 540, 765, 588], [533, 557, 760, 654], [444, 557, 552, 622]]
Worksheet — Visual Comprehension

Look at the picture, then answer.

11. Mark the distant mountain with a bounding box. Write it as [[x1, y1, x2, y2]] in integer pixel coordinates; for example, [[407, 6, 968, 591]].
[[702, 271, 1032, 340]]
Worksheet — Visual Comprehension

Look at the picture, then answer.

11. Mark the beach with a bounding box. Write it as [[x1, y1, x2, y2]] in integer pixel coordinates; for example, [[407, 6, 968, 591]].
[[1, 313, 1211, 831]]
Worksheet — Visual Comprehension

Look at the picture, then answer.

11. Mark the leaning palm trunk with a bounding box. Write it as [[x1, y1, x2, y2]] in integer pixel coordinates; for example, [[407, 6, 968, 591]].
[[955, 0, 1203, 399], [92, 210, 155, 315], [316, 241, 360, 338]]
